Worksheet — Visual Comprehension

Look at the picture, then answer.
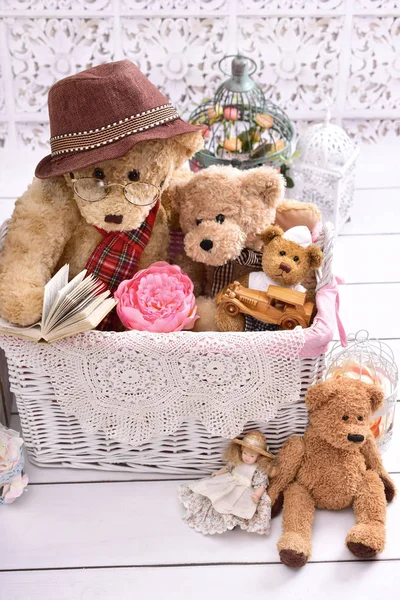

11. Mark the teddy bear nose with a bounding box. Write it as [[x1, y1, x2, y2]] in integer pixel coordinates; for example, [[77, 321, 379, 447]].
[[347, 434, 365, 443], [105, 214, 123, 224], [279, 262, 291, 273], [200, 239, 213, 251]]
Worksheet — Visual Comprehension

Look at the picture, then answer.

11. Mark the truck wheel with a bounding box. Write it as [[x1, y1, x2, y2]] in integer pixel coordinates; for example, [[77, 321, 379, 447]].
[[279, 316, 300, 330], [224, 302, 240, 316]]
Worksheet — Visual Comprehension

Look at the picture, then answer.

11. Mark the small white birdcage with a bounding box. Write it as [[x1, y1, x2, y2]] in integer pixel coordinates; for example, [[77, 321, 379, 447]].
[[325, 331, 398, 451], [292, 108, 359, 230]]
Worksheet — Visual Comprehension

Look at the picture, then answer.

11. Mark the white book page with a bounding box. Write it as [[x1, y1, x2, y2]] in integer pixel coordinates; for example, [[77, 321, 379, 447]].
[[0, 317, 42, 341], [47, 290, 111, 334], [43, 276, 101, 333], [46, 299, 117, 342], [43, 269, 87, 330], [42, 264, 69, 323]]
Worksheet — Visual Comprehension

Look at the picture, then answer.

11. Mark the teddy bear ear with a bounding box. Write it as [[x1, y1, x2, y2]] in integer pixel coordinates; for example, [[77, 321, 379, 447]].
[[305, 380, 336, 412], [367, 384, 384, 414], [307, 245, 323, 270], [260, 225, 284, 246], [162, 181, 183, 215], [172, 131, 204, 169], [161, 167, 194, 218], [242, 166, 285, 208]]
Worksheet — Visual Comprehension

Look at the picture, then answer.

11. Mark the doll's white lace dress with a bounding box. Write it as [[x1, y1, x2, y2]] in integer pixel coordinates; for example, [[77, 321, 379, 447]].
[[178, 462, 271, 535]]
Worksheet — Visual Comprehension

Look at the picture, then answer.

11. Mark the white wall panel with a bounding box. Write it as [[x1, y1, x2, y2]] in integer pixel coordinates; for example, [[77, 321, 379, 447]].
[[0, 0, 399, 155]]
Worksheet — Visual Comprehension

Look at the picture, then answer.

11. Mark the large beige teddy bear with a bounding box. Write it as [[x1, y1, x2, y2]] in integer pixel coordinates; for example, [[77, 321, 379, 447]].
[[0, 61, 203, 330], [166, 165, 321, 331], [168, 165, 321, 298]]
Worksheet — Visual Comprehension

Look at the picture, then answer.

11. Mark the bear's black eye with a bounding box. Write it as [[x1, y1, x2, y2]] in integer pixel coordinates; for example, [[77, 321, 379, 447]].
[[94, 168, 105, 180], [342, 415, 349, 421], [216, 214, 225, 224], [280, 250, 286, 256], [357, 416, 363, 421], [293, 256, 299, 262], [160, 179, 165, 188], [196, 218, 203, 226], [128, 170, 140, 182]]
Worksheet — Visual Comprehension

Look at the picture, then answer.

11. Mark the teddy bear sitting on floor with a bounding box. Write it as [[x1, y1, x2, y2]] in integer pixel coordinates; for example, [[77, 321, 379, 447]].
[[268, 378, 396, 567], [0, 60, 203, 330], [215, 224, 323, 332]]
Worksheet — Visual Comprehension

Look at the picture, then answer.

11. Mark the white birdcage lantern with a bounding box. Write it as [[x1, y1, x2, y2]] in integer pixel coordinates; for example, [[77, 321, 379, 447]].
[[325, 331, 398, 452], [292, 108, 359, 230]]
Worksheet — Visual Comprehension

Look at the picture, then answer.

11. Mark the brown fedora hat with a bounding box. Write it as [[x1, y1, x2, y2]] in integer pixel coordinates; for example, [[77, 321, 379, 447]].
[[35, 60, 201, 179]]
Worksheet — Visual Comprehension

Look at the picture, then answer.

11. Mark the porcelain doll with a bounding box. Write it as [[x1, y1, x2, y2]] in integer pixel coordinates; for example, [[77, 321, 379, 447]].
[[178, 430, 276, 535]]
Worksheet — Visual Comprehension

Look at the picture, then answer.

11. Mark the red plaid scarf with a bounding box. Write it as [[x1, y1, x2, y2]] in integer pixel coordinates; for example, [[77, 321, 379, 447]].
[[85, 201, 159, 331]]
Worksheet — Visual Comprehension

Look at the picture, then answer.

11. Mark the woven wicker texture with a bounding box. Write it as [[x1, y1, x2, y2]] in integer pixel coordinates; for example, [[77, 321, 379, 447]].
[[10, 359, 321, 474], [0, 223, 334, 474], [1, 327, 305, 447]]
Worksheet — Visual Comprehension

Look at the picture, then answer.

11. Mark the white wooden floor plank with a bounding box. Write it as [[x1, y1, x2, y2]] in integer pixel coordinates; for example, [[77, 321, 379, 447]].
[[334, 234, 400, 284], [338, 283, 400, 340], [341, 188, 400, 235], [354, 142, 400, 190], [2, 561, 400, 600], [382, 421, 400, 473], [0, 476, 399, 571]]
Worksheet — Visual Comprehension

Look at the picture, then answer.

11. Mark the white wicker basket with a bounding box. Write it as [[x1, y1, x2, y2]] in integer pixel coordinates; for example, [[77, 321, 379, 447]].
[[1, 223, 336, 475]]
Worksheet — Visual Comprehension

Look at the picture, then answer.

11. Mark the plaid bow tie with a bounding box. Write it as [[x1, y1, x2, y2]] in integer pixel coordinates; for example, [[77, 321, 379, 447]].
[[211, 248, 263, 297], [85, 202, 159, 330]]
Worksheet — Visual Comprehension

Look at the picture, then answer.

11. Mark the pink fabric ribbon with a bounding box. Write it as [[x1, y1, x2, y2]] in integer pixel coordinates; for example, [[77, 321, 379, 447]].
[[301, 276, 347, 358], [311, 220, 323, 243]]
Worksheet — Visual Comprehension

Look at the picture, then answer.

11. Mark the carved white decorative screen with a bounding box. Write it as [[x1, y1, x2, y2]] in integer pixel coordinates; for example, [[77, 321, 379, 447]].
[[0, 0, 399, 154]]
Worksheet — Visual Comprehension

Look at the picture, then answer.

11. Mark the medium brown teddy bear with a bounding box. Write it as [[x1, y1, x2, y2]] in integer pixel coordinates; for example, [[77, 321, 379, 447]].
[[0, 61, 203, 330], [215, 224, 323, 332], [169, 164, 321, 299], [268, 378, 396, 567]]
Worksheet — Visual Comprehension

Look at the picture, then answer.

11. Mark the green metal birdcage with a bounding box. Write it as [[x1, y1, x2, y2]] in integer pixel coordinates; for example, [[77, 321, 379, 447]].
[[188, 55, 295, 172]]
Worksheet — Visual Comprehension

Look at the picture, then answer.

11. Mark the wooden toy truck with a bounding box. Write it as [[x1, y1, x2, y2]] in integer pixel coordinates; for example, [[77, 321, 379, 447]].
[[217, 281, 315, 330]]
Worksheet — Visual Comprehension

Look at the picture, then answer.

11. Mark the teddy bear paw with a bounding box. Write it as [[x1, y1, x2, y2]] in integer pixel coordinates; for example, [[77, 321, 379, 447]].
[[380, 474, 396, 503], [277, 532, 311, 568], [279, 548, 308, 568], [0, 285, 44, 326], [346, 523, 386, 558], [270, 491, 284, 518]]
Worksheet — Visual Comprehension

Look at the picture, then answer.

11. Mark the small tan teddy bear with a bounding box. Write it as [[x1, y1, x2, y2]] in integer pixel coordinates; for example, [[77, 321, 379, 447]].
[[215, 224, 323, 332], [268, 378, 396, 567]]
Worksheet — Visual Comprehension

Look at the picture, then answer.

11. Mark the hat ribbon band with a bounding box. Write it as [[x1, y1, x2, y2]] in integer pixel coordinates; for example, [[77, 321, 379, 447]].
[[50, 104, 179, 157]]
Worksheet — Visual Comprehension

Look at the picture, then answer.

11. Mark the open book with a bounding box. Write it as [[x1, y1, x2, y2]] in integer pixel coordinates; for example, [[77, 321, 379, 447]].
[[0, 265, 116, 342]]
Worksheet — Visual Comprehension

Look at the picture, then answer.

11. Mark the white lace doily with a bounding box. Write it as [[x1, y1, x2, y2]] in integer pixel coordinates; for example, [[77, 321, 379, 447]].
[[1, 329, 305, 446]]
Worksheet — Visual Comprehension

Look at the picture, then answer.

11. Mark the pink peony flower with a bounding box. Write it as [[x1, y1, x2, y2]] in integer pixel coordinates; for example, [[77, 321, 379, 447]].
[[115, 262, 199, 333], [224, 107, 238, 121]]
